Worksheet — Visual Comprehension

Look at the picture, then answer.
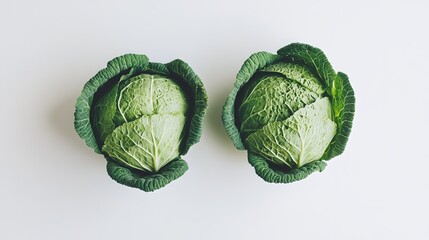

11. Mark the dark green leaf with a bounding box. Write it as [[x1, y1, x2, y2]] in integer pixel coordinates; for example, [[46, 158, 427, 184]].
[[277, 43, 336, 90], [248, 153, 327, 183], [323, 72, 355, 160], [106, 157, 188, 192], [91, 84, 117, 147]]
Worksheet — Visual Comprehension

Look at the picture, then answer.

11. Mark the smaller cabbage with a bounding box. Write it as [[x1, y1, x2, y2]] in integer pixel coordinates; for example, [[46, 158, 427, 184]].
[[75, 54, 207, 192], [222, 43, 355, 184]]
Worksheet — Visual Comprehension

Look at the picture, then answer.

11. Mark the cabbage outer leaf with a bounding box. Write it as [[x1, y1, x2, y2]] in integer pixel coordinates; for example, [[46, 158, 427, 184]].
[[277, 43, 336, 90], [106, 158, 188, 192], [323, 72, 355, 159], [248, 153, 327, 184]]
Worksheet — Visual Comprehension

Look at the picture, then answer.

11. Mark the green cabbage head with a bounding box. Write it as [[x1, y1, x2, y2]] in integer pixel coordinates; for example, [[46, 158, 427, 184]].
[[75, 54, 207, 192], [222, 43, 355, 183]]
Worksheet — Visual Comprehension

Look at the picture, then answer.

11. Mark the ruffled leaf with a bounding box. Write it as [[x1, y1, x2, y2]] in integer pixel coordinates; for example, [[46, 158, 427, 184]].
[[106, 158, 188, 192], [323, 72, 355, 160], [248, 153, 326, 183], [277, 43, 336, 90]]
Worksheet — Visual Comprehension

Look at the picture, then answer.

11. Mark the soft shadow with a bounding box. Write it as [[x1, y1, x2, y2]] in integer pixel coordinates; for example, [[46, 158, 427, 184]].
[[49, 91, 92, 153], [47, 85, 109, 185]]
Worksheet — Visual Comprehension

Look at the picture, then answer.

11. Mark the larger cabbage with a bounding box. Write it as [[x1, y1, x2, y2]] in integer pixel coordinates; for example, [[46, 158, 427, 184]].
[[222, 43, 355, 183]]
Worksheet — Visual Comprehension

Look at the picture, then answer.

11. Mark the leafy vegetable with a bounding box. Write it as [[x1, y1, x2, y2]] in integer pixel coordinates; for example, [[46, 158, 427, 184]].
[[222, 43, 355, 183], [75, 54, 208, 192]]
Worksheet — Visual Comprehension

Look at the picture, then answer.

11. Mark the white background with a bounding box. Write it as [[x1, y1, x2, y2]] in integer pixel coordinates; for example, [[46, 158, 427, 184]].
[[1, 0, 428, 239]]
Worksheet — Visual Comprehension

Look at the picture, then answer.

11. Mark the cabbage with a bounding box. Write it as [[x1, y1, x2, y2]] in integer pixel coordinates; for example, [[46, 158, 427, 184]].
[[222, 43, 355, 183], [75, 54, 207, 192]]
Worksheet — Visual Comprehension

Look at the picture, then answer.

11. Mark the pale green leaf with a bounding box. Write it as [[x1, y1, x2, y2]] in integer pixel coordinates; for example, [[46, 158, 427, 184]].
[[246, 97, 337, 168], [102, 113, 186, 172], [165, 59, 208, 155], [114, 74, 188, 125]]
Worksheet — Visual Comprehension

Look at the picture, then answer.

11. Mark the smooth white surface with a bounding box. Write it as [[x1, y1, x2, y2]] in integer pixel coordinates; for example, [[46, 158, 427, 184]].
[[1, 0, 429, 239]]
